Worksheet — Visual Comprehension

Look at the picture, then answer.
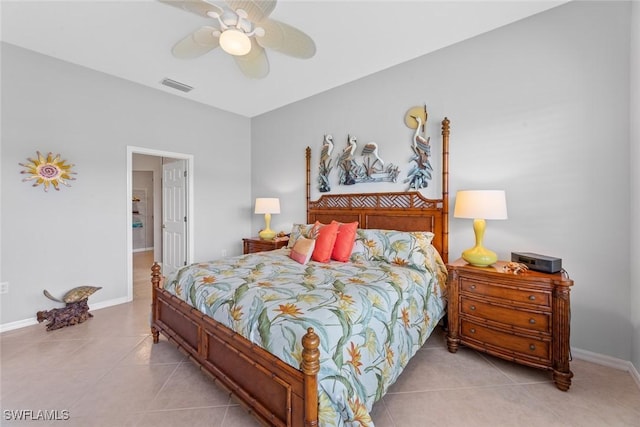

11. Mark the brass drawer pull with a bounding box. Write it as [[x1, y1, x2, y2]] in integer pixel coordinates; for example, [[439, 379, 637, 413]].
[[470, 328, 476, 334], [528, 295, 536, 301], [529, 344, 536, 351], [470, 305, 476, 311], [470, 284, 476, 290], [529, 318, 536, 324]]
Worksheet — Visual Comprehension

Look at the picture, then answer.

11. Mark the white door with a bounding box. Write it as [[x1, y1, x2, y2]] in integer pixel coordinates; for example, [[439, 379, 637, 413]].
[[162, 159, 188, 277]]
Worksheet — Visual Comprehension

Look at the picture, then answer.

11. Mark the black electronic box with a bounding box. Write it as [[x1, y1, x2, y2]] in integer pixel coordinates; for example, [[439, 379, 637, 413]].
[[511, 252, 562, 274]]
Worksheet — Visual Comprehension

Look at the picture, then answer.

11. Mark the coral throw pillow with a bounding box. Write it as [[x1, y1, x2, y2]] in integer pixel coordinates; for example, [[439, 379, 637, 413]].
[[311, 221, 339, 263], [331, 221, 358, 262], [289, 236, 316, 265]]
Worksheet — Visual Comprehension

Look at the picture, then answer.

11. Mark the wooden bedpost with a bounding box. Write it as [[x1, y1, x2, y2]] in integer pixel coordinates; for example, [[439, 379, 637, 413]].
[[306, 146, 311, 224], [151, 262, 161, 343], [301, 327, 320, 427], [441, 118, 450, 264]]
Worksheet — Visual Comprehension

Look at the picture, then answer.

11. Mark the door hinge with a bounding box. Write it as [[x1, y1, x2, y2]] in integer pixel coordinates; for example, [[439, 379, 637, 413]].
[[183, 261, 187, 266], [184, 216, 187, 222], [183, 170, 187, 177]]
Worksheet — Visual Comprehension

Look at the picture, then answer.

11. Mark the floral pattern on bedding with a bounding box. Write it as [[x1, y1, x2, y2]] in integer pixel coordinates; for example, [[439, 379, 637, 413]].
[[165, 247, 447, 427]]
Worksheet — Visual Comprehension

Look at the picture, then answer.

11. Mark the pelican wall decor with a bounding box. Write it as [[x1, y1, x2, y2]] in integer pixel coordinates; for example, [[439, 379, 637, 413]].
[[338, 134, 358, 185], [357, 141, 399, 184], [404, 104, 433, 190], [334, 134, 399, 187], [318, 134, 334, 192]]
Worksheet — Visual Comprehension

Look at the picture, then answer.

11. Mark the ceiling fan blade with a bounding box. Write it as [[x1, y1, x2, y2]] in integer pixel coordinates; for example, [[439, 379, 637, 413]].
[[172, 26, 220, 59], [159, 0, 223, 18], [257, 19, 316, 59], [234, 39, 269, 79], [224, 0, 276, 23]]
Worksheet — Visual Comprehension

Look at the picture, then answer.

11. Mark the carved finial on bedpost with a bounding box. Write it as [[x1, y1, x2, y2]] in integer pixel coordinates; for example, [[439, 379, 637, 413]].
[[301, 327, 320, 427], [151, 262, 162, 288], [301, 327, 320, 374]]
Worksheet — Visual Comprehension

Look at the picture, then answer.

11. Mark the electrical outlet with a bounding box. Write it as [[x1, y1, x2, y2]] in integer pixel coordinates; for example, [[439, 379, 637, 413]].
[[221, 249, 228, 257], [0, 282, 8, 294]]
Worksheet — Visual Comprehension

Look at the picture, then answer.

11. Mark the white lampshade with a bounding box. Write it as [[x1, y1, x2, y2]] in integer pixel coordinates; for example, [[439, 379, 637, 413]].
[[254, 198, 280, 214], [219, 29, 251, 56], [454, 190, 508, 220]]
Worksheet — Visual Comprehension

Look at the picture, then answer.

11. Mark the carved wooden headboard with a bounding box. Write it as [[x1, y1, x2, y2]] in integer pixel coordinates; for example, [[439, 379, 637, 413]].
[[306, 118, 450, 263]]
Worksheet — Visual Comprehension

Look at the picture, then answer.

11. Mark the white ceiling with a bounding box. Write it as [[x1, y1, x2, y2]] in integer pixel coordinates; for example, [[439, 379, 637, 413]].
[[1, 0, 567, 118]]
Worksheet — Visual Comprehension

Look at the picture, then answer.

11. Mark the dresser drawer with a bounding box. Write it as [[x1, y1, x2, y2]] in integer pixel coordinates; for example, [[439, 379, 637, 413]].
[[461, 319, 551, 362], [460, 277, 550, 307], [460, 298, 550, 333]]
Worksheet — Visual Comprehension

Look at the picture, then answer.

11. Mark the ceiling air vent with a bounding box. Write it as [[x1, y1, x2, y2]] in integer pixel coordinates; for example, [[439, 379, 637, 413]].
[[161, 78, 193, 93]]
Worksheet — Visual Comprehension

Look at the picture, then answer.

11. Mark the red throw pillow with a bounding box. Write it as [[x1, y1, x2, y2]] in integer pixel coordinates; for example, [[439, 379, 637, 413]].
[[311, 221, 339, 263], [331, 221, 358, 262]]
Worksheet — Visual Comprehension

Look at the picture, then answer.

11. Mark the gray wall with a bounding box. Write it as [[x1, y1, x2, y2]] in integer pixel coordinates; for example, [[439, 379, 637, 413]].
[[252, 1, 634, 362], [1, 43, 252, 323], [631, 1, 640, 372]]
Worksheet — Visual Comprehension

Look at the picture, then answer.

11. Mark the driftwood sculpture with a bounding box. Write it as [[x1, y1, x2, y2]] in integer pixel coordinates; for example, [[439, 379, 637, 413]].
[[37, 299, 93, 331], [37, 286, 101, 331]]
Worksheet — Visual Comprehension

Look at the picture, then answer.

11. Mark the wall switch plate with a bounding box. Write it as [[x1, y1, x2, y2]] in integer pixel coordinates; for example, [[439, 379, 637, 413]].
[[0, 282, 8, 294], [221, 249, 228, 257]]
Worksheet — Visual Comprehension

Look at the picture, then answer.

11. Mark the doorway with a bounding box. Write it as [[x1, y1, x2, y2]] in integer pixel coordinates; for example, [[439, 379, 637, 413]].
[[126, 146, 194, 301]]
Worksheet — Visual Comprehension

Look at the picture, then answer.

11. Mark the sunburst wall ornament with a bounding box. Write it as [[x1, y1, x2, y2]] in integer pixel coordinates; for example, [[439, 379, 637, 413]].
[[19, 151, 76, 192]]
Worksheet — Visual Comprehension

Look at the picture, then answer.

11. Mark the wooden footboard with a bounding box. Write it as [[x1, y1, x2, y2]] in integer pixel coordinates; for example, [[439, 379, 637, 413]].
[[150, 263, 320, 427]]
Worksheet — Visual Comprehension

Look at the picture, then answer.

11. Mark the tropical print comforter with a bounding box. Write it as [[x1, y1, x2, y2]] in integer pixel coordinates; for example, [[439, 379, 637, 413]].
[[164, 246, 447, 427]]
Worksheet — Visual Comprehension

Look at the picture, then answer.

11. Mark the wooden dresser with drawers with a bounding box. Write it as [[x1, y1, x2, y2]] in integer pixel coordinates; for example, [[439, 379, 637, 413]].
[[446, 258, 574, 390]]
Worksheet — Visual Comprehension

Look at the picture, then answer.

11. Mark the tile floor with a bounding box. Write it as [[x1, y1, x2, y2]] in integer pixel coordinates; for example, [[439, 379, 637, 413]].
[[1, 250, 639, 426]]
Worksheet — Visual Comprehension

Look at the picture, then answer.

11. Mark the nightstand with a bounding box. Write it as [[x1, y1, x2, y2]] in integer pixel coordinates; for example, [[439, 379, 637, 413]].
[[446, 258, 574, 391], [242, 237, 289, 254]]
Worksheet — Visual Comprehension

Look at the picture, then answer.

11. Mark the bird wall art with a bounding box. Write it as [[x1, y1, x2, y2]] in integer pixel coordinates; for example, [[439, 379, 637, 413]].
[[404, 105, 433, 190], [318, 133, 398, 191]]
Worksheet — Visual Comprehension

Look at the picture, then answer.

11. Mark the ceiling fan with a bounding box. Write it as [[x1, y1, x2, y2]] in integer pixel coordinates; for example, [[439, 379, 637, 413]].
[[160, 0, 316, 79]]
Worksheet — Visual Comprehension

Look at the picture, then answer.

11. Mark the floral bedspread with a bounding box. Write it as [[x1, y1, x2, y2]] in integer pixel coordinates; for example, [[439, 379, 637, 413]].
[[164, 248, 447, 427]]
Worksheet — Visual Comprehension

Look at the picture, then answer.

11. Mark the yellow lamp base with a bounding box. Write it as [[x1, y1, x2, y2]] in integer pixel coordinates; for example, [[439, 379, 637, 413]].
[[462, 245, 498, 267], [259, 212, 276, 240], [259, 229, 276, 240]]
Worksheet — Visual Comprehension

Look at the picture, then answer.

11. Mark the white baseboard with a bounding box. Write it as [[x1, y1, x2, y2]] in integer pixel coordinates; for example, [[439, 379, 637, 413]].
[[133, 247, 154, 253], [0, 296, 132, 333], [572, 347, 640, 389], [0, 317, 39, 332]]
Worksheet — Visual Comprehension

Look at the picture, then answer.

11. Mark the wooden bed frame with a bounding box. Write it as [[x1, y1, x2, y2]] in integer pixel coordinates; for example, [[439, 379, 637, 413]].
[[151, 118, 450, 426]]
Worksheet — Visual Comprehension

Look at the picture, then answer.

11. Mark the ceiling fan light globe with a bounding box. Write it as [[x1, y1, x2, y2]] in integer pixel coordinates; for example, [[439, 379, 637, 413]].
[[219, 29, 252, 56]]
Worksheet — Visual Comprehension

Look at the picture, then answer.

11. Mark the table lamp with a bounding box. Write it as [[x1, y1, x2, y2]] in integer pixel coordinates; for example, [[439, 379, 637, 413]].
[[454, 190, 507, 267], [254, 197, 280, 240]]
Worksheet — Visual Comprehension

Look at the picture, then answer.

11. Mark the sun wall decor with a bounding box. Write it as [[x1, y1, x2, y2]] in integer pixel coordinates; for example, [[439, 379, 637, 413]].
[[19, 151, 76, 192]]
